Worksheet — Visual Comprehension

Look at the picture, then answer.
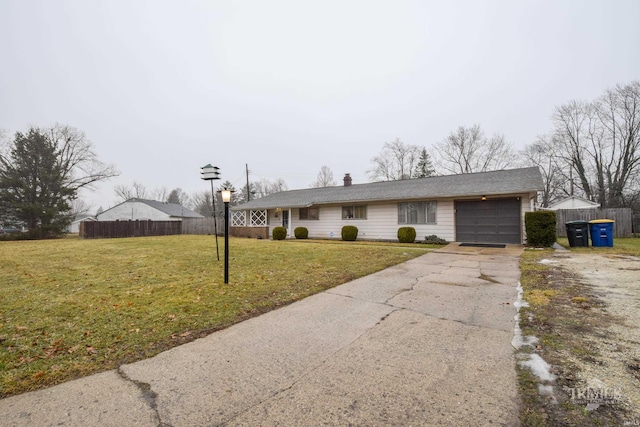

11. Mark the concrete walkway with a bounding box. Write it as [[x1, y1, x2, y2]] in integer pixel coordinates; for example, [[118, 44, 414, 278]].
[[0, 243, 523, 427]]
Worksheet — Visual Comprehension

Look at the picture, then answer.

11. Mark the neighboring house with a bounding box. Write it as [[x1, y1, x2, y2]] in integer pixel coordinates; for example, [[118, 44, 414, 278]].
[[232, 167, 544, 244], [67, 215, 97, 233], [544, 196, 600, 210], [97, 198, 204, 221]]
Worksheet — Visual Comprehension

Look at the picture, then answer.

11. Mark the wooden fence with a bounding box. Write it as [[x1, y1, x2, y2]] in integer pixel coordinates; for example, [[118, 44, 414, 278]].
[[181, 217, 224, 235], [555, 208, 633, 238], [80, 220, 182, 239]]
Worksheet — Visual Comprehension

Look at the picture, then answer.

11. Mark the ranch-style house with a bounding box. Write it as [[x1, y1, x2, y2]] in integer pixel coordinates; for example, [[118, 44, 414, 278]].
[[231, 166, 543, 245]]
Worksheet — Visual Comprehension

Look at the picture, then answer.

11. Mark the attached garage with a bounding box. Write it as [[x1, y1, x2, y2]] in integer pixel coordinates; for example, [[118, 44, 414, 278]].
[[233, 167, 542, 244], [455, 198, 522, 244]]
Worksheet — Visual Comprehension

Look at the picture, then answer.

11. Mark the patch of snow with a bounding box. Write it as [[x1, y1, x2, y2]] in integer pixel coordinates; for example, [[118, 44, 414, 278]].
[[512, 323, 538, 349], [512, 282, 536, 349], [538, 258, 558, 265], [538, 384, 558, 404], [513, 283, 558, 403], [520, 354, 557, 382]]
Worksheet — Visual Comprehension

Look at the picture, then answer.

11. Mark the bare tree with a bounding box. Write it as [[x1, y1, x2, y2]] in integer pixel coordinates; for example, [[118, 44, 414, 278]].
[[70, 198, 93, 217], [311, 165, 336, 187], [48, 124, 119, 192], [253, 178, 288, 198], [114, 182, 169, 202], [114, 182, 148, 201], [552, 80, 640, 208], [433, 125, 515, 174], [519, 135, 566, 207], [151, 186, 168, 202], [191, 190, 213, 216], [369, 138, 422, 181]]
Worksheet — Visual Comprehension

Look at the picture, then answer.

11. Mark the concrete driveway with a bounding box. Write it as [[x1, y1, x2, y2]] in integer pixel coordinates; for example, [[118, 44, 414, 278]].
[[0, 243, 523, 427]]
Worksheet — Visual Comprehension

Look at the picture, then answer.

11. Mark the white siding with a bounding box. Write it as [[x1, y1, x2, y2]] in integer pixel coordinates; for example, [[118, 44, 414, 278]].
[[522, 193, 536, 243], [546, 196, 599, 210], [255, 192, 537, 242], [288, 200, 455, 242], [268, 210, 288, 237], [97, 202, 173, 221]]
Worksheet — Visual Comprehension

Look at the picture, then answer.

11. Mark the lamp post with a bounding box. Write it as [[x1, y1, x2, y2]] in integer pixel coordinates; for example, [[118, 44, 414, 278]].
[[220, 188, 233, 284], [200, 164, 221, 261]]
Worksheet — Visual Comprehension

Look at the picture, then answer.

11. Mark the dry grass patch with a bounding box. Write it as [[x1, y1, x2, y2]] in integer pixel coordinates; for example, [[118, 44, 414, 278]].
[[556, 236, 640, 255], [518, 241, 639, 426], [0, 235, 430, 397]]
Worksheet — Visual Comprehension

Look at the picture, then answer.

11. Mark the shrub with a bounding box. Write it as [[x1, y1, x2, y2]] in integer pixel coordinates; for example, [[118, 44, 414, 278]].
[[272, 226, 287, 240], [341, 225, 358, 241], [525, 211, 556, 247], [294, 227, 308, 239], [423, 234, 448, 245], [397, 227, 417, 243]]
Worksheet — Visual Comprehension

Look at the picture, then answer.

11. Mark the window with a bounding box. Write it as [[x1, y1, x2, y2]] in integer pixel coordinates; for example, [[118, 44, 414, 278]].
[[299, 207, 319, 220], [398, 201, 436, 224], [342, 205, 367, 219]]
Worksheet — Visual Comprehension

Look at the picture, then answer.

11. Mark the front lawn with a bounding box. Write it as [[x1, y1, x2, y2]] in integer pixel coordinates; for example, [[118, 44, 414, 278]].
[[0, 235, 430, 397]]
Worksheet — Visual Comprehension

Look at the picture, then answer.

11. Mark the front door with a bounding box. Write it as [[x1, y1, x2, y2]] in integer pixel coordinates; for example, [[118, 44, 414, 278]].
[[282, 210, 289, 233]]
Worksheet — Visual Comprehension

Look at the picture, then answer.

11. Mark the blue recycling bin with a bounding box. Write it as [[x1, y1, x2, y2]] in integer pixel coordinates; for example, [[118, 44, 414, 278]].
[[588, 219, 614, 247]]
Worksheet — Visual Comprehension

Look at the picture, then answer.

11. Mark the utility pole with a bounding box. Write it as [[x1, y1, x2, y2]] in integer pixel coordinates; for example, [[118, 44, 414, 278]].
[[569, 167, 574, 196]]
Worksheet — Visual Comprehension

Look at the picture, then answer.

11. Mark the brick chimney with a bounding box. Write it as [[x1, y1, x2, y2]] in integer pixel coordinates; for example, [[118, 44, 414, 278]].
[[343, 173, 352, 187]]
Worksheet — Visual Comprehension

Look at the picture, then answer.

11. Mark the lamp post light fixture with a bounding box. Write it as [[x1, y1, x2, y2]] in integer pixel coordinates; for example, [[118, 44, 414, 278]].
[[220, 188, 234, 284], [200, 164, 221, 261]]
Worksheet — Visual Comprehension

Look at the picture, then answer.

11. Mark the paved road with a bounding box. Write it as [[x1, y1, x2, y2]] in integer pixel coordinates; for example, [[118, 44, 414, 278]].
[[0, 243, 523, 426]]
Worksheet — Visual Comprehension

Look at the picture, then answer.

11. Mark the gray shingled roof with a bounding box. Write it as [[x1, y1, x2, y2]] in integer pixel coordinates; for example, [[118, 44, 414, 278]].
[[233, 167, 543, 211], [133, 199, 204, 218]]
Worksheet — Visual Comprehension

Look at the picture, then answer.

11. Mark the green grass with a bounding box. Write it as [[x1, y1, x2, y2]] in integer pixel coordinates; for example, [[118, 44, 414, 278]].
[[0, 235, 431, 397]]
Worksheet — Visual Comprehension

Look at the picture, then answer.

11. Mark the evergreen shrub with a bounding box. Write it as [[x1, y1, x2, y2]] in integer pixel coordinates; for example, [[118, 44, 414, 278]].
[[423, 235, 448, 245], [341, 225, 358, 241], [294, 227, 308, 239], [397, 227, 417, 243], [525, 211, 556, 247], [272, 226, 287, 240]]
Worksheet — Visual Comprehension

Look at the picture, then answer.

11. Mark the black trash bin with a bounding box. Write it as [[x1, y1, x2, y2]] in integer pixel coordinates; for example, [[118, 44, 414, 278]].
[[566, 220, 589, 247]]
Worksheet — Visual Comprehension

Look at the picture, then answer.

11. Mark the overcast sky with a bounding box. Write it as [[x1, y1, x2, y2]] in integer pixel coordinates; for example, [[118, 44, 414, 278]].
[[1, 0, 639, 210]]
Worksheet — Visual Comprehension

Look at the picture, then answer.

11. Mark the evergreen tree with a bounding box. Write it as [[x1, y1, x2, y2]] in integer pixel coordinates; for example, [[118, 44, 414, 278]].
[[167, 188, 188, 205], [0, 128, 73, 235], [414, 148, 436, 177], [0, 125, 117, 237]]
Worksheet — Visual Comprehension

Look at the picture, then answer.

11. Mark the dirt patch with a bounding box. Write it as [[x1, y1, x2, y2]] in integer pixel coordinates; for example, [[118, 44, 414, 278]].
[[554, 253, 640, 414], [518, 249, 640, 426]]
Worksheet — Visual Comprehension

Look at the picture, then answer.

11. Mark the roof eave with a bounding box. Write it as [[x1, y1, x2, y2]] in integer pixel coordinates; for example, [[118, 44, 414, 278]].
[[232, 189, 541, 210]]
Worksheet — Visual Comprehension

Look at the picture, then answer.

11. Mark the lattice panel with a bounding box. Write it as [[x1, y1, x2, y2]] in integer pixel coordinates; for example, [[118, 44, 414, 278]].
[[231, 211, 246, 227], [250, 210, 267, 226]]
